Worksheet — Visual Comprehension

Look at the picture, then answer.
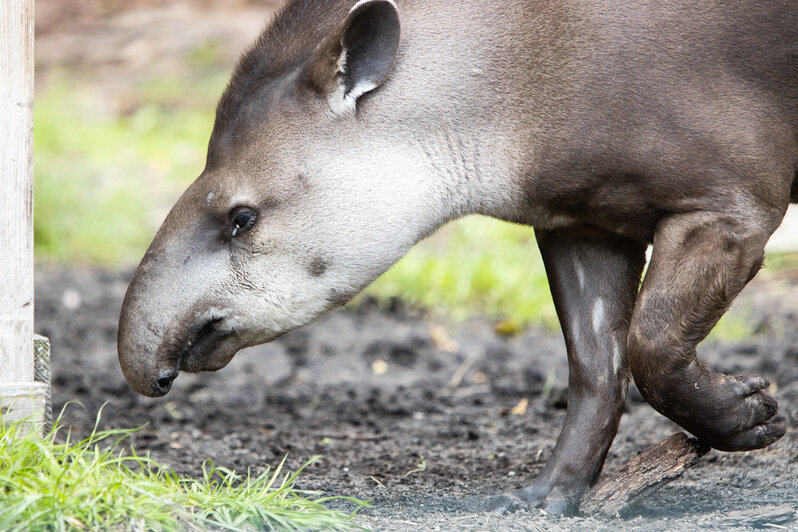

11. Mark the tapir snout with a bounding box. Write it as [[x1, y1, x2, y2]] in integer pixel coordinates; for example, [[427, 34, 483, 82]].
[[118, 0, 424, 396], [119, 0, 797, 514], [118, 193, 246, 396]]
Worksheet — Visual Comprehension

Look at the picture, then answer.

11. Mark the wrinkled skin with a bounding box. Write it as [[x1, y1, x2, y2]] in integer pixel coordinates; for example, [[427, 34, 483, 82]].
[[119, 0, 797, 515]]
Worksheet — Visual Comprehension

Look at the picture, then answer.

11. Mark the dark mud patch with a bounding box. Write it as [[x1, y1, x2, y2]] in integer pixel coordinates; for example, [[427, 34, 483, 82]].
[[36, 265, 798, 530]]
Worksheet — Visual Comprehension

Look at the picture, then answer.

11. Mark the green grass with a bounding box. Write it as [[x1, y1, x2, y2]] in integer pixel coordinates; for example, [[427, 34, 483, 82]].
[[710, 311, 757, 343], [366, 216, 558, 329], [34, 73, 222, 263], [764, 250, 798, 272], [0, 407, 366, 532]]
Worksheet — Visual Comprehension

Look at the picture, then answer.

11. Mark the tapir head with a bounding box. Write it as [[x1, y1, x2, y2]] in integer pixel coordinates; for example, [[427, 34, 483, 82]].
[[119, 1, 444, 396]]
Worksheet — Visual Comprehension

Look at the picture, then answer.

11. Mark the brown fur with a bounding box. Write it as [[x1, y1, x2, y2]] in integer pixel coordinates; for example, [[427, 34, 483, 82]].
[[120, 0, 798, 515]]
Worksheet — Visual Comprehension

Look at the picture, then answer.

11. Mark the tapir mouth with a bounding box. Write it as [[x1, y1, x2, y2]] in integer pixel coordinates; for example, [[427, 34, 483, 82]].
[[174, 316, 236, 374]]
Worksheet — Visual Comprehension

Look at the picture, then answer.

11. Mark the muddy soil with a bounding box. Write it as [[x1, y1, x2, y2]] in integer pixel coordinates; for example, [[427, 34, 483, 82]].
[[35, 265, 798, 531], [31, 1, 798, 529]]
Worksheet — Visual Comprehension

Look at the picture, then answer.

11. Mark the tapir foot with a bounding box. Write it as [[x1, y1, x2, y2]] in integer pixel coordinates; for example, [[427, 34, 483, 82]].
[[628, 212, 787, 453], [483, 480, 581, 515], [657, 369, 785, 452]]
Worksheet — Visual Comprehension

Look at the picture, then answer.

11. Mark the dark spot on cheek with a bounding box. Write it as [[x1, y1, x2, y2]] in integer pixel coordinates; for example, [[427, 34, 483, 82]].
[[327, 288, 353, 308], [297, 171, 311, 190], [308, 256, 329, 277]]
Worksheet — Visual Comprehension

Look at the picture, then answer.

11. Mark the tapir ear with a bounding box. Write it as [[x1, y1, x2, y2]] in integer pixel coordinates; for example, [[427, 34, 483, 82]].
[[304, 0, 401, 115]]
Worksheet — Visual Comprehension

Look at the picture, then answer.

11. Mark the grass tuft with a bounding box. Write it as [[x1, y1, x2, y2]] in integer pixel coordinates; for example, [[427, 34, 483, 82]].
[[0, 406, 366, 531]]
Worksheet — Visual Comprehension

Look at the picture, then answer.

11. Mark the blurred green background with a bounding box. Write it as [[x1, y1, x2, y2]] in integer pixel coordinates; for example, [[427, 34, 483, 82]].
[[33, 72, 557, 328], [33, 0, 562, 332], [33, 0, 796, 338], [34, 68, 558, 324]]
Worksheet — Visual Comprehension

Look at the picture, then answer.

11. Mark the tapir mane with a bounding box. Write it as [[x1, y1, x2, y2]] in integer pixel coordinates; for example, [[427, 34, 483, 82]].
[[212, 0, 353, 135]]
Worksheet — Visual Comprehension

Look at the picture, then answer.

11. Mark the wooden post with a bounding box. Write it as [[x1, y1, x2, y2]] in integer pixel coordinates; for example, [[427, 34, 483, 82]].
[[0, 0, 46, 433]]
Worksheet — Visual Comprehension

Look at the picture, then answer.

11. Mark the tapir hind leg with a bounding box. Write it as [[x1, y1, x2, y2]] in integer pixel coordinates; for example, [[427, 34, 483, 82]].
[[488, 226, 646, 514], [628, 210, 787, 452]]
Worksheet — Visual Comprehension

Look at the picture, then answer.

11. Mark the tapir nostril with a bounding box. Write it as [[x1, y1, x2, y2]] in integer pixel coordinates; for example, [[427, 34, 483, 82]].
[[154, 371, 178, 395]]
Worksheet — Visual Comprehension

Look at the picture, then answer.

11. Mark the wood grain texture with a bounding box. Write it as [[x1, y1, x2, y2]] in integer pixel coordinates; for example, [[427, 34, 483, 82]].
[[0, 0, 34, 384], [0, 383, 46, 433], [34, 335, 53, 433], [580, 432, 710, 517]]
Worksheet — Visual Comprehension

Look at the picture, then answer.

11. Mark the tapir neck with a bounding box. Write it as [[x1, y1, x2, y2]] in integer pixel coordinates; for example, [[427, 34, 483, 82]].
[[353, 0, 581, 229]]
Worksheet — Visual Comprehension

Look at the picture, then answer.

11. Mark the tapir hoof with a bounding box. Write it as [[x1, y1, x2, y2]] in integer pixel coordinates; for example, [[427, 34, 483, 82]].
[[655, 372, 787, 452], [483, 485, 579, 516]]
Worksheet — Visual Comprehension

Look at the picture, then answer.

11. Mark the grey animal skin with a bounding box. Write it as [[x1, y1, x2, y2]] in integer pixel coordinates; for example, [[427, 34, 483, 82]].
[[118, 0, 798, 514]]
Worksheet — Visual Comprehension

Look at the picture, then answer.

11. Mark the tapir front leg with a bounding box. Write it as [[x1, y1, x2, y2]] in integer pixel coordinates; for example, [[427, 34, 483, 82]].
[[489, 227, 646, 514], [629, 210, 787, 451]]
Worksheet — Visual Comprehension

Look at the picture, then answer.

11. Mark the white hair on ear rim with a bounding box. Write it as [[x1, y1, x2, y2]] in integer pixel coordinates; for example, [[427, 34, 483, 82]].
[[327, 0, 398, 115], [329, 39, 374, 115], [328, 82, 359, 115], [350, 0, 398, 12]]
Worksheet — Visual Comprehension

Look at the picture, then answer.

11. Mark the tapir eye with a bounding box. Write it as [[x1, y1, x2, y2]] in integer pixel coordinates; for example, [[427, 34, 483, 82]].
[[229, 207, 258, 237]]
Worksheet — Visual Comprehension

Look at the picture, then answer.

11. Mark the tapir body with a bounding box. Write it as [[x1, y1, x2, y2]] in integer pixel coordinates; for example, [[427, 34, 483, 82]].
[[118, 0, 798, 513]]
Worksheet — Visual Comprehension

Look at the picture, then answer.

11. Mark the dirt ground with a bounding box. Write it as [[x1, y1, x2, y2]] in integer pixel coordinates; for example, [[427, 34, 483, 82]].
[[32, 1, 798, 529], [36, 265, 798, 531]]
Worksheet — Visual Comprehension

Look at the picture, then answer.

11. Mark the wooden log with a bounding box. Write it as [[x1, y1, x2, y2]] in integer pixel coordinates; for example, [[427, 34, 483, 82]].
[[580, 432, 710, 517]]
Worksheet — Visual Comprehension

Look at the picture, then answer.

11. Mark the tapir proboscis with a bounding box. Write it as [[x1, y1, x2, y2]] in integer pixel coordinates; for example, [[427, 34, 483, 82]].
[[118, 0, 798, 513]]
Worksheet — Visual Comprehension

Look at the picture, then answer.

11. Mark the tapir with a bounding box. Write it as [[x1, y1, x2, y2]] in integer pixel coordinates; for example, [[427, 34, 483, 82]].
[[118, 0, 798, 514]]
